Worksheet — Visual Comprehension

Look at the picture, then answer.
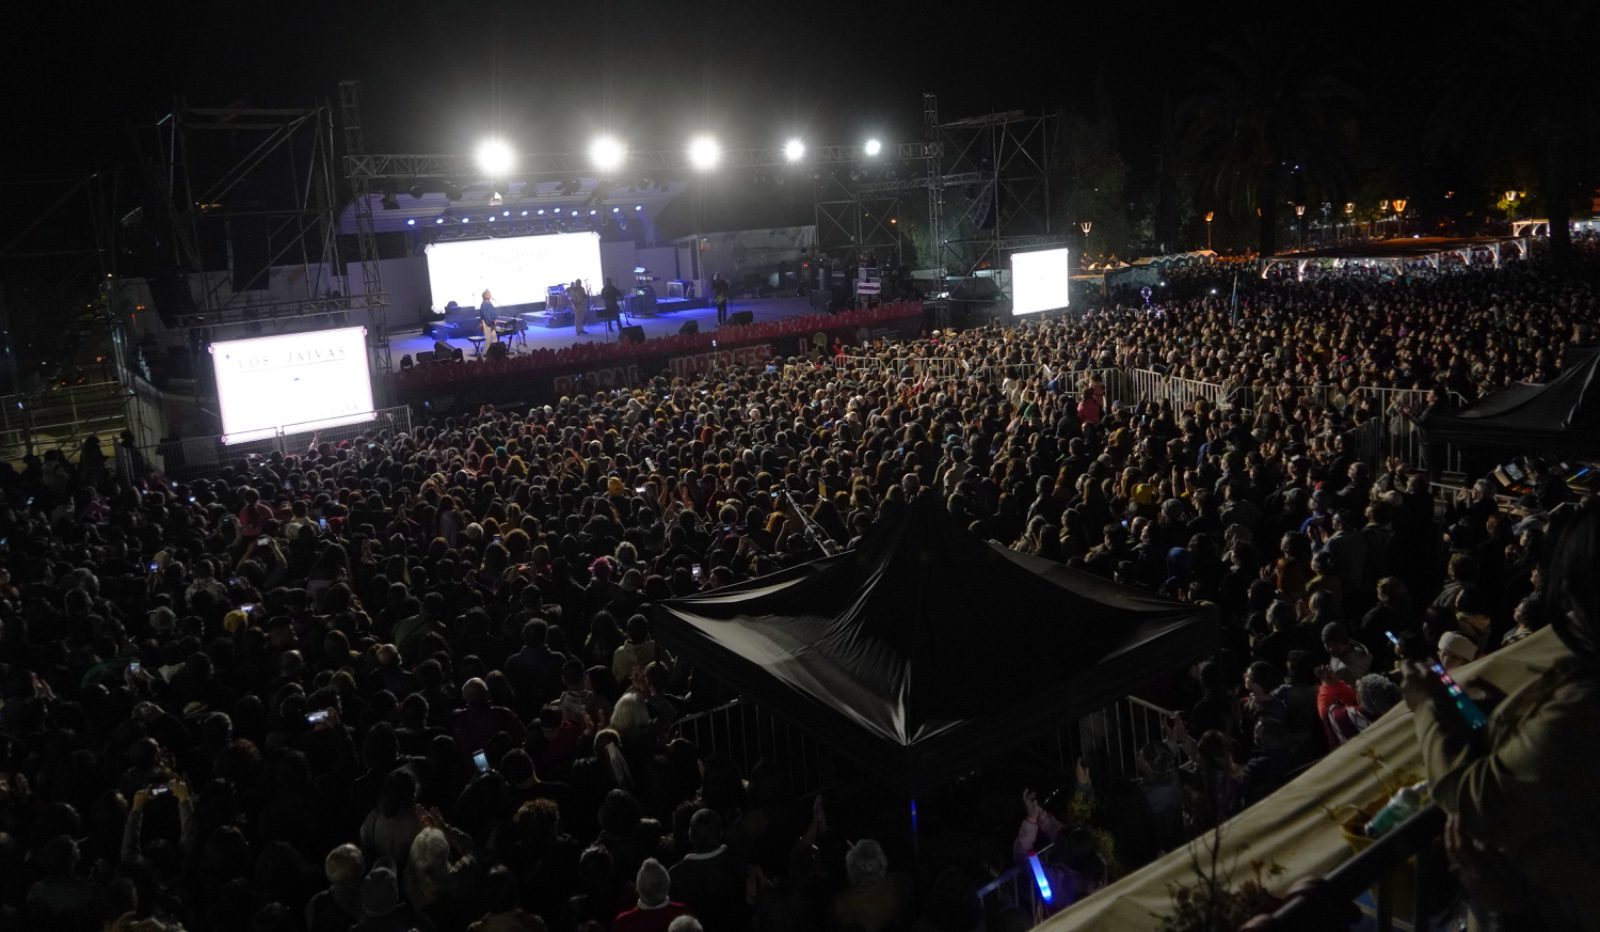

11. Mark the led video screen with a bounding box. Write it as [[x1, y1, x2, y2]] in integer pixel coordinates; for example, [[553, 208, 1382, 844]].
[[211, 327, 375, 444], [424, 232, 604, 309], [1011, 247, 1072, 315]]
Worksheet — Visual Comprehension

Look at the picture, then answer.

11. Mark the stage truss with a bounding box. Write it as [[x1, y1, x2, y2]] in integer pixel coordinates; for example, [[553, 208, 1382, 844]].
[[135, 95, 392, 398]]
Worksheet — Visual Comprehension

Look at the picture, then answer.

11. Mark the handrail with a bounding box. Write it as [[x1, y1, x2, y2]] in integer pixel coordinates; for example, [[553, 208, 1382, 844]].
[[1251, 803, 1447, 932]]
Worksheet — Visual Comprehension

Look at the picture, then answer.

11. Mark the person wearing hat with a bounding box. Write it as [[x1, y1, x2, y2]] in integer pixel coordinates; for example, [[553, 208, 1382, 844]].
[[612, 858, 689, 932], [1436, 630, 1479, 672]]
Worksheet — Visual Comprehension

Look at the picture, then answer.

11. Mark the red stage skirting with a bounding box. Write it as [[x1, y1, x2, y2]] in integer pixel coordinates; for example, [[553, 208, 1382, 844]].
[[390, 301, 925, 406]]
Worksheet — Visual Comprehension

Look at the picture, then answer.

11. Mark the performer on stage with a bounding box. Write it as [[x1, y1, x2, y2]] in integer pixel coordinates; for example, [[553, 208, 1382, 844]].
[[600, 278, 623, 334], [479, 290, 499, 342], [712, 273, 730, 325], [570, 279, 589, 335]]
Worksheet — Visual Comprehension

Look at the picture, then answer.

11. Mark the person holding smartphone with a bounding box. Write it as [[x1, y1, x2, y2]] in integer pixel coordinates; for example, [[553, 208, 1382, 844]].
[[1403, 500, 1600, 928]]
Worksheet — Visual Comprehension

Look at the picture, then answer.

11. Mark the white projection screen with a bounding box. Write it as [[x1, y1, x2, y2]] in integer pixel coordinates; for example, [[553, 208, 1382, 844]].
[[424, 232, 603, 309], [1011, 247, 1072, 315], [211, 327, 376, 444]]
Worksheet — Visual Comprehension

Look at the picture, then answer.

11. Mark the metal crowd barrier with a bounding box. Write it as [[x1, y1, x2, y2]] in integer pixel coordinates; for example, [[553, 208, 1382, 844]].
[[668, 697, 838, 797], [142, 405, 413, 481]]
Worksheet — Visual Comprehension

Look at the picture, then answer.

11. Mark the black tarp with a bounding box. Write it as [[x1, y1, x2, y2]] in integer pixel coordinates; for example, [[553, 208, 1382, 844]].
[[649, 495, 1217, 796], [1427, 350, 1600, 458]]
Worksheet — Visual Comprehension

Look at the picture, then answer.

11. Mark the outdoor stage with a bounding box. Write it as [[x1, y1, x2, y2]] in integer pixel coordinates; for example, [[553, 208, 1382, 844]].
[[394, 296, 820, 361]]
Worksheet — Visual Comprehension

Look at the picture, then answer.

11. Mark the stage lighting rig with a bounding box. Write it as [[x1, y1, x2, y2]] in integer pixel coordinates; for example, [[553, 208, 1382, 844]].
[[784, 139, 805, 162], [589, 135, 626, 172], [863, 138, 883, 157], [688, 136, 722, 170], [475, 138, 515, 177]]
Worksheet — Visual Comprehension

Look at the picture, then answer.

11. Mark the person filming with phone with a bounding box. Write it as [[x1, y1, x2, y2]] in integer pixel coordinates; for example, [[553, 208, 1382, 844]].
[[1404, 499, 1600, 930]]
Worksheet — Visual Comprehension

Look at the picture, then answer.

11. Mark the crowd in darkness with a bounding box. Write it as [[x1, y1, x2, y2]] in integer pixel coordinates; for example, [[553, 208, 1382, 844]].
[[1, 238, 1598, 932]]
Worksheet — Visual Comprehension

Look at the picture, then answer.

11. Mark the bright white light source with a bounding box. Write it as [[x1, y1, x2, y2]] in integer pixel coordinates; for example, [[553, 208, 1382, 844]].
[[589, 135, 626, 172], [784, 139, 806, 162], [475, 138, 515, 177], [863, 138, 883, 157], [213, 327, 375, 445], [425, 232, 603, 309], [688, 136, 722, 170], [1011, 247, 1072, 315]]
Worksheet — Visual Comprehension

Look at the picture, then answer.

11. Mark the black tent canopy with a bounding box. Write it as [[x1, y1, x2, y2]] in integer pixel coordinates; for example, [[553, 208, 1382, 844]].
[[649, 495, 1217, 796], [1427, 349, 1600, 458]]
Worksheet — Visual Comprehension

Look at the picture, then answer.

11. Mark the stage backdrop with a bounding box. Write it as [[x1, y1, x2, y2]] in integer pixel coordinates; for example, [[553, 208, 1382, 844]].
[[424, 232, 603, 309]]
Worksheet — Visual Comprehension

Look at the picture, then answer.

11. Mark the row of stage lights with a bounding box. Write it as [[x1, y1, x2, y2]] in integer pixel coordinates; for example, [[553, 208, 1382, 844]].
[[404, 205, 645, 227], [475, 134, 885, 176]]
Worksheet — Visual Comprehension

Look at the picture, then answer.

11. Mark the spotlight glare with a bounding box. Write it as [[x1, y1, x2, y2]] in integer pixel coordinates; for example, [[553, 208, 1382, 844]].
[[784, 139, 806, 162], [589, 209, 598, 216], [537, 209, 545, 215], [612, 206, 621, 213], [589, 135, 626, 172], [863, 138, 883, 157], [502, 210, 510, 217], [688, 135, 722, 171], [521, 210, 528, 216], [435, 218, 444, 225], [635, 205, 642, 211], [474, 138, 515, 177], [461, 218, 470, 224], [406, 218, 416, 226]]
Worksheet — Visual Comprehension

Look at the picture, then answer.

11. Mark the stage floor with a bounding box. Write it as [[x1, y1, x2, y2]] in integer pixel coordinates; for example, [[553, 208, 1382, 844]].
[[395, 296, 819, 361]]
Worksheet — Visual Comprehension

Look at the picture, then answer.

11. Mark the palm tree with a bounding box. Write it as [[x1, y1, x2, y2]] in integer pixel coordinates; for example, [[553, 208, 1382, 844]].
[[1427, 0, 1599, 264], [1180, 30, 1361, 256]]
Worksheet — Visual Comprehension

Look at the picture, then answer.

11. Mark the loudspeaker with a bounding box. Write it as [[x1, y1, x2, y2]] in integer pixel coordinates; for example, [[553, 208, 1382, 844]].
[[678, 320, 699, 335], [620, 325, 646, 344], [729, 310, 754, 326]]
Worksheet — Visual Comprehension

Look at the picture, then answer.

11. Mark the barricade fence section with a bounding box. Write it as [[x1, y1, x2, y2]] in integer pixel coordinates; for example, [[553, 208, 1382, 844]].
[[0, 380, 131, 463], [668, 698, 838, 798], [140, 406, 413, 482]]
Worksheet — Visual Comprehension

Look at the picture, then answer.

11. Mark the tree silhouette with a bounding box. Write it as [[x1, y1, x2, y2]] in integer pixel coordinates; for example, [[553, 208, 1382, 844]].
[[1426, 0, 1599, 264], [1180, 29, 1361, 256]]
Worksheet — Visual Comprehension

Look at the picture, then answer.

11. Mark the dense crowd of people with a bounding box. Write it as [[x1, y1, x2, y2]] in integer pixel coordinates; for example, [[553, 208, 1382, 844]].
[[1, 241, 1598, 932]]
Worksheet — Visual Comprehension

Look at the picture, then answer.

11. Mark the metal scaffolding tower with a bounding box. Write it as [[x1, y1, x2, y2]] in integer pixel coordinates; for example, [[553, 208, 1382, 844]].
[[816, 95, 1063, 300], [337, 81, 392, 397]]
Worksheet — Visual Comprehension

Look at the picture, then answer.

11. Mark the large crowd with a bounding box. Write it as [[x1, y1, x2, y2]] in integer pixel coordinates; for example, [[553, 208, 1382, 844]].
[[2, 240, 1599, 932]]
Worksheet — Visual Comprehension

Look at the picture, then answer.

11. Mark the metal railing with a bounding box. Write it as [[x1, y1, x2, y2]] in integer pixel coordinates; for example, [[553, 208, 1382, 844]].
[[0, 380, 131, 462], [142, 405, 413, 480], [1250, 803, 1448, 932], [668, 698, 838, 797]]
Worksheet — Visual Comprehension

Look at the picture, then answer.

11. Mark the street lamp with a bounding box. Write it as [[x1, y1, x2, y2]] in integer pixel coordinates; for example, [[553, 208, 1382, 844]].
[[1505, 189, 1520, 226], [1392, 197, 1408, 237], [1294, 204, 1306, 248], [1079, 220, 1093, 259], [1204, 211, 1214, 251], [1344, 202, 1355, 242]]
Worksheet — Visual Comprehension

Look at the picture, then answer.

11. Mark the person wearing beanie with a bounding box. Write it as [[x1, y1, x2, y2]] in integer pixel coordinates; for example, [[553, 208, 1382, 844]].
[[612, 858, 690, 932], [1437, 631, 1479, 671]]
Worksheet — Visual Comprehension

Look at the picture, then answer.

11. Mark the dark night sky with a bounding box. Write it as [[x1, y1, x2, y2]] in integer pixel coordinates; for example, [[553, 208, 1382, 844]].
[[4, 1, 1445, 183]]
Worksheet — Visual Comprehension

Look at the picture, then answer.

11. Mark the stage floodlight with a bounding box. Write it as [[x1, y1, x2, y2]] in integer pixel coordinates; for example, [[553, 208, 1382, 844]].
[[461, 217, 470, 224], [589, 209, 598, 216], [537, 208, 545, 215], [406, 218, 416, 226], [475, 138, 515, 177], [488, 216, 496, 222], [589, 135, 626, 172], [864, 138, 883, 157], [521, 210, 528, 216], [435, 218, 444, 225], [634, 204, 642, 211], [688, 136, 722, 170], [784, 139, 806, 162]]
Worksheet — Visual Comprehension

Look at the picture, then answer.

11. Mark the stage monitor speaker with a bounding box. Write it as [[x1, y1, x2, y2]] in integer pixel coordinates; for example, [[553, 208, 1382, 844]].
[[620, 325, 646, 344], [678, 320, 699, 335], [729, 310, 754, 326]]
